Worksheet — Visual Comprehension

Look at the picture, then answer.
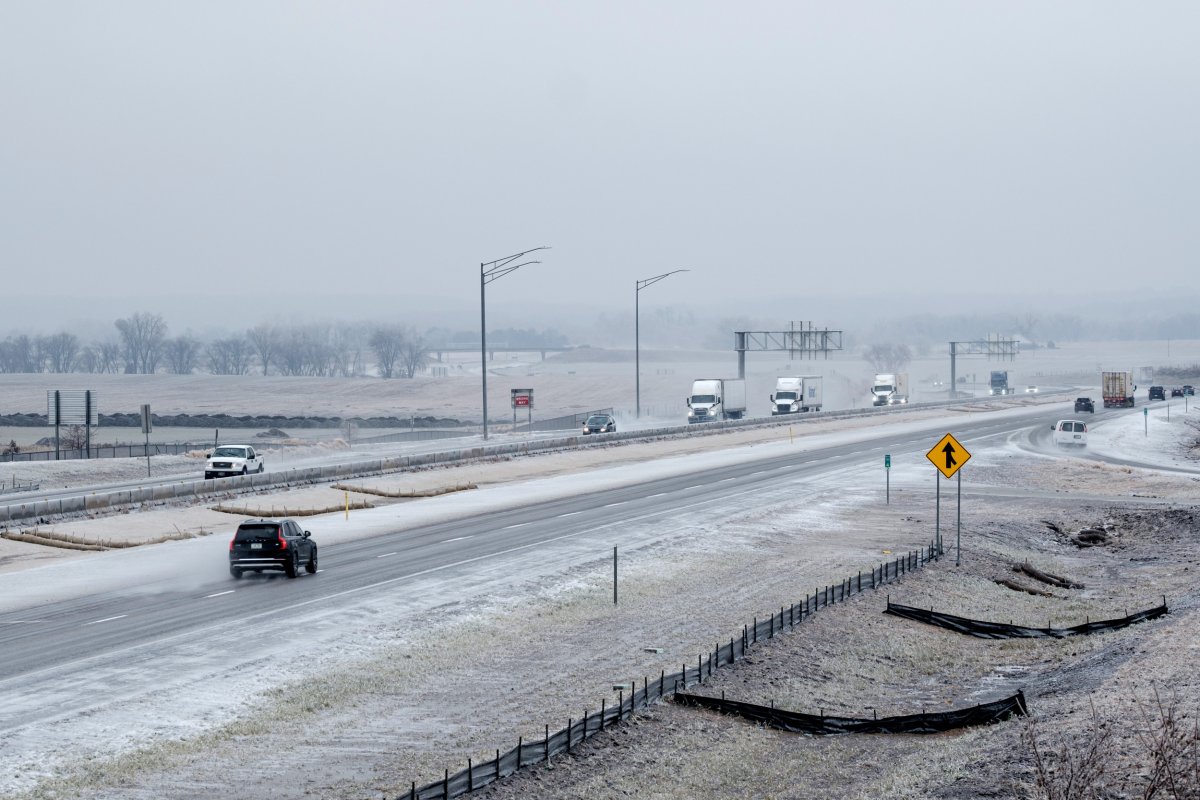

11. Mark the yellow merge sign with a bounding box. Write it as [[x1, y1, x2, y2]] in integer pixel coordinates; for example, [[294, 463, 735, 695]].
[[926, 433, 971, 479]]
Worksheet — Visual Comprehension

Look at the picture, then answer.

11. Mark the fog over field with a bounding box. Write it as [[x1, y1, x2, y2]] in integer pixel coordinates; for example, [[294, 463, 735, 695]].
[[3, 3, 1199, 341]]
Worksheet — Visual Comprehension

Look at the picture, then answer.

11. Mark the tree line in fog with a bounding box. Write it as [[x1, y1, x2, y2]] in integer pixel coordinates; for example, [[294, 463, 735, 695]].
[[0, 313, 569, 377]]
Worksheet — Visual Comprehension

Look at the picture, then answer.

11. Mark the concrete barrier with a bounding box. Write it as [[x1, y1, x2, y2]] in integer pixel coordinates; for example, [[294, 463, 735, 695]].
[[0, 392, 1069, 525]]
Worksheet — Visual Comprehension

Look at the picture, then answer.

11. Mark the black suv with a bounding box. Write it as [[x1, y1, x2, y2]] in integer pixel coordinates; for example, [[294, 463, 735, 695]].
[[1171, 387, 1185, 397], [1074, 397, 1095, 413], [229, 518, 317, 579], [1148, 385, 1166, 401]]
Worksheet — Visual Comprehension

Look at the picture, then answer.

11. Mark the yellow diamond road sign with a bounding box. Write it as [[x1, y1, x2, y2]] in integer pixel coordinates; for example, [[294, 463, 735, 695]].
[[926, 433, 971, 479]]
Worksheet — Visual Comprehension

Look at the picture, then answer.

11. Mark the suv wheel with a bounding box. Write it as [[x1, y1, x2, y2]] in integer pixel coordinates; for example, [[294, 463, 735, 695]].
[[230, 566, 243, 579], [285, 552, 298, 579], [306, 547, 318, 574]]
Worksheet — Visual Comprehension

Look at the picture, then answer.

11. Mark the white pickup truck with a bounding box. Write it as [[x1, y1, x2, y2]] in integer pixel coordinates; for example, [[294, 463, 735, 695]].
[[204, 445, 265, 480]]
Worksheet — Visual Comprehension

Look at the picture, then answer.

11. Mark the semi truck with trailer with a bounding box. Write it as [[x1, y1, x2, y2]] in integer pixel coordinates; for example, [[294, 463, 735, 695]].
[[989, 371, 1014, 395], [687, 378, 747, 423], [769, 375, 823, 414], [871, 373, 909, 406], [1102, 371, 1136, 408]]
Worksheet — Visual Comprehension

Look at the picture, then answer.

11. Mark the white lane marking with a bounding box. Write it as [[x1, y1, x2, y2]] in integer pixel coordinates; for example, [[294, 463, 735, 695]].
[[377, 552, 398, 558], [504, 523, 529, 529], [649, 493, 667, 498], [719, 477, 737, 482], [683, 486, 702, 490], [85, 615, 127, 626], [205, 590, 235, 598], [0, 621, 35, 625], [604, 502, 627, 507], [559, 512, 582, 517], [443, 536, 472, 542]]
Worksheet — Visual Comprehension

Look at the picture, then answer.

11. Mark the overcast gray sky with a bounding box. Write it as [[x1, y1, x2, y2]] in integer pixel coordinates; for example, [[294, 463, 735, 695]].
[[2, 2, 1197, 333]]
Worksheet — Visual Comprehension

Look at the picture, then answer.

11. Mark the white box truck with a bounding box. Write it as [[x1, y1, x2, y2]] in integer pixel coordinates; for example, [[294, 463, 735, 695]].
[[770, 375, 823, 414], [871, 373, 909, 406], [687, 378, 747, 423]]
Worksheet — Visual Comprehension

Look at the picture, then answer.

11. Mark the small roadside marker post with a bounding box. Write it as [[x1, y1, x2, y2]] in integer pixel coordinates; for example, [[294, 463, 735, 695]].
[[613, 545, 618, 605], [1144, 407, 1148, 436], [884, 454, 891, 504]]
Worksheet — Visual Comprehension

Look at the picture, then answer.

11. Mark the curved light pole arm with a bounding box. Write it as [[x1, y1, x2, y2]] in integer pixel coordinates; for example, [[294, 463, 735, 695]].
[[635, 269, 690, 418], [480, 246, 551, 440]]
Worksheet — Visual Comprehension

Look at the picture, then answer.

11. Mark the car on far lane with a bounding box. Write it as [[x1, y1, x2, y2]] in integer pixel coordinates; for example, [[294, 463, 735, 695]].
[[1171, 387, 1184, 397], [1074, 397, 1095, 413], [1148, 386, 1166, 401], [1025, 385, 1038, 393], [582, 414, 617, 435], [205, 445, 265, 479], [1184, 385, 1195, 396], [1052, 419, 1088, 448]]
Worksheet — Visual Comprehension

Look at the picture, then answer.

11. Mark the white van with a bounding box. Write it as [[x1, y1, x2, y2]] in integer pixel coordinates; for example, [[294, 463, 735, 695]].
[[1052, 419, 1088, 448]]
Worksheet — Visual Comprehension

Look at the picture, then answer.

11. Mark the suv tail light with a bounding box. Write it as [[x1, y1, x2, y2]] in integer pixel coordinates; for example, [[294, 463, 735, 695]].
[[277, 530, 288, 550], [229, 538, 235, 552]]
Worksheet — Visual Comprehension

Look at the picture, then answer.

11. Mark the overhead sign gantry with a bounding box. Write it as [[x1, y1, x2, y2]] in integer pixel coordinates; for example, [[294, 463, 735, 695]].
[[733, 321, 843, 379], [948, 336, 1019, 398]]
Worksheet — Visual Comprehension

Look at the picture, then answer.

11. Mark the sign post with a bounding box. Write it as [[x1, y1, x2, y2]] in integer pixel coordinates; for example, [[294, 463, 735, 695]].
[[511, 389, 534, 432], [140, 404, 153, 477], [1144, 406, 1148, 436], [926, 433, 971, 565], [884, 454, 891, 504]]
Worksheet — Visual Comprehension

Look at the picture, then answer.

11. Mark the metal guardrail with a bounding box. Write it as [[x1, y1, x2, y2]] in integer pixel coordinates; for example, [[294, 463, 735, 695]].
[[0, 391, 1073, 524]]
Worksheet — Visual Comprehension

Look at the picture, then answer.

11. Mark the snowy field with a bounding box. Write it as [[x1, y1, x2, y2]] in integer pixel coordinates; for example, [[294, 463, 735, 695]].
[[0, 342, 1198, 799]]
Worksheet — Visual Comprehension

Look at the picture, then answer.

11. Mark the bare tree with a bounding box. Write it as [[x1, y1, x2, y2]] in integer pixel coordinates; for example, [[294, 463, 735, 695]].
[[164, 336, 201, 375], [369, 325, 405, 379], [76, 346, 100, 374], [207, 337, 253, 375], [40, 332, 80, 373], [115, 312, 168, 374], [247, 324, 279, 376], [60, 424, 88, 450], [399, 331, 429, 378], [863, 343, 913, 373], [0, 335, 38, 373], [97, 341, 123, 374]]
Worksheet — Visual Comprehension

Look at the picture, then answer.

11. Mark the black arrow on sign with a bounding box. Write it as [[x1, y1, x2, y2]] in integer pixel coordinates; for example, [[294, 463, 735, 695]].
[[942, 442, 958, 470]]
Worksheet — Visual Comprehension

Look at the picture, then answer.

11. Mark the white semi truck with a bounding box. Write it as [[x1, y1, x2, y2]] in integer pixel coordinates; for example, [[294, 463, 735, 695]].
[[687, 378, 747, 423], [770, 375, 823, 414], [871, 373, 909, 406]]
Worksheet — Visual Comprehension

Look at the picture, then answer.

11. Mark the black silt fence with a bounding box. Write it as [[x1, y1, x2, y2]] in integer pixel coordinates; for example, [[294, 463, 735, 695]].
[[673, 689, 1028, 735], [400, 542, 942, 800], [884, 599, 1169, 639]]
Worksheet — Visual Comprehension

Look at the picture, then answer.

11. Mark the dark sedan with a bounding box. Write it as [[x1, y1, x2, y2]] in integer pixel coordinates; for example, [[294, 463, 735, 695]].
[[582, 414, 617, 435], [1073, 397, 1095, 413]]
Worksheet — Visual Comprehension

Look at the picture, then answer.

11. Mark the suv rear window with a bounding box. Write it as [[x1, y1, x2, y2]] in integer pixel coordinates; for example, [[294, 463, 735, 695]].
[[235, 524, 280, 541]]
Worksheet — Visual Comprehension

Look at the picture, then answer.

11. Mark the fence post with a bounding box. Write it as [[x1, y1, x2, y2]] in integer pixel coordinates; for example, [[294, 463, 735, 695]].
[[468, 757, 473, 792], [661, 669, 666, 698], [618, 691, 623, 722], [495, 749, 500, 780], [444, 768, 449, 798], [517, 735, 523, 768], [545, 724, 550, 762], [599, 699, 605, 731], [567, 718, 572, 752]]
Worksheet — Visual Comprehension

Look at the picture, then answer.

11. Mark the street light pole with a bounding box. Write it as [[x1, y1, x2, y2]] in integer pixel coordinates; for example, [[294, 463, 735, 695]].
[[635, 270, 689, 418], [480, 247, 549, 440]]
